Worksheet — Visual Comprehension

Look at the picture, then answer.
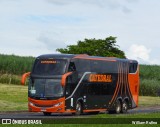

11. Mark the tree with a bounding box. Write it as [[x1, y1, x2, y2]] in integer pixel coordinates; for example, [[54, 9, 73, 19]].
[[56, 36, 126, 58]]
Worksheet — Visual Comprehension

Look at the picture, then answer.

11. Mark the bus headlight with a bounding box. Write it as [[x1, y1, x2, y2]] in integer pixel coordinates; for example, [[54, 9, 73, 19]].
[[29, 102, 35, 106], [54, 102, 63, 107]]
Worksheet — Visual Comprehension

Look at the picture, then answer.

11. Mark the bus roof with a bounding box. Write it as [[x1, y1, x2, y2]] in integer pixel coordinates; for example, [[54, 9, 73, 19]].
[[37, 54, 138, 63]]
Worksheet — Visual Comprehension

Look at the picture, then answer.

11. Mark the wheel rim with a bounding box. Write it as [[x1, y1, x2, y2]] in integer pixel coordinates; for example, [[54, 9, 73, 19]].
[[116, 105, 121, 113], [116, 101, 121, 113], [122, 102, 127, 111], [76, 102, 81, 114]]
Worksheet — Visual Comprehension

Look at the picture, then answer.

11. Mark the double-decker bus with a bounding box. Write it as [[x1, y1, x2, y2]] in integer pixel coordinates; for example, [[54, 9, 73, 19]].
[[21, 54, 139, 115]]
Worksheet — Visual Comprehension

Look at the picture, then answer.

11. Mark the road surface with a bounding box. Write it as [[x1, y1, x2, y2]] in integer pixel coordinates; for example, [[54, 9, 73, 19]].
[[0, 106, 160, 118]]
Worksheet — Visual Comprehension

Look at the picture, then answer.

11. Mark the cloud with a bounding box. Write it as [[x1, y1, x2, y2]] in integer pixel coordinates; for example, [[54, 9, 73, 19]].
[[126, 44, 150, 64], [37, 32, 67, 51], [45, 0, 135, 14], [127, 44, 151, 60], [126, 44, 160, 65]]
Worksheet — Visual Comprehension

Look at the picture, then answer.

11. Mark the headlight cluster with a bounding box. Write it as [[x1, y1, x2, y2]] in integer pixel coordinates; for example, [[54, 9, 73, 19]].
[[29, 102, 35, 106], [29, 102, 63, 107], [53, 102, 63, 107]]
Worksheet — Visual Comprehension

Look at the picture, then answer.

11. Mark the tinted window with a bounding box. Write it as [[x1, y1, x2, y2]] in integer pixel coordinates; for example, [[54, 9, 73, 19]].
[[129, 63, 138, 73], [74, 59, 118, 73], [32, 59, 67, 75], [90, 60, 118, 73], [74, 59, 91, 72], [68, 62, 76, 72]]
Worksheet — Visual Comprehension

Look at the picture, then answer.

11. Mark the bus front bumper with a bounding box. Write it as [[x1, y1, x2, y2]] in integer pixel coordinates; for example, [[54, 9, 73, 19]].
[[28, 97, 65, 113]]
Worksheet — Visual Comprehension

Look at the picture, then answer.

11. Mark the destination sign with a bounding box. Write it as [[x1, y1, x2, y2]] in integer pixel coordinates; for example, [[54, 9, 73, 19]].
[[41, 60, 57, 64]]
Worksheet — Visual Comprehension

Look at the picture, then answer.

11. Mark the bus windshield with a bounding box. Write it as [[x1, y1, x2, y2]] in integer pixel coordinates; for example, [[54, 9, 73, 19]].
[[32, 59, 67, 76], [28, 78, 63, 98]]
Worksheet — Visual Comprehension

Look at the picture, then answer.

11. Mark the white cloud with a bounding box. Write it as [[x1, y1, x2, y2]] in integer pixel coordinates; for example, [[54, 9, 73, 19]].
[[127, 44, 151, 60], [126, 44, 160, 65]]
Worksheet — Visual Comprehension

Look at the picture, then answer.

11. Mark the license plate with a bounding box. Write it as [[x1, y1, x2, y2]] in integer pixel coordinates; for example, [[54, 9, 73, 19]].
[[41, 108, 46, 112]]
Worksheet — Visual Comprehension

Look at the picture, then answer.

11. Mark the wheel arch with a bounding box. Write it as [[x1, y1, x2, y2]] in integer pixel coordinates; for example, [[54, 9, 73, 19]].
[[123, 97, 129, 104], [76, 98, 84, 109], [117, 97, 123, 105]]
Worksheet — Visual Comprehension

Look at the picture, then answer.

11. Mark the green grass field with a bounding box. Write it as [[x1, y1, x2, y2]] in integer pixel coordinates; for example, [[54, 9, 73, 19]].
[[0, 83, 28, 111]]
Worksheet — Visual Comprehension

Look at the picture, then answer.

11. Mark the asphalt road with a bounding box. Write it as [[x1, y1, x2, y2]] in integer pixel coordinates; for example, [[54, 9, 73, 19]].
[[0, 106, 160, 118]]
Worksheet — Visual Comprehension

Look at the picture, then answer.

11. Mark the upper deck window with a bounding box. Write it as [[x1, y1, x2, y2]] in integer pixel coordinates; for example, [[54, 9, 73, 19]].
[[74, 59, 118, 73]]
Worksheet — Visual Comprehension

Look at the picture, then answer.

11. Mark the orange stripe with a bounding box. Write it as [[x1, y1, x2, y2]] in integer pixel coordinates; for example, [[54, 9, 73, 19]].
[[73, 57, 116, 62], [126, 68, 133, 101], [83, 109, 106, 113], [64, 110, 76, 113], [120, 63, 123, 96], [125, 62, 129, 95], [109, 62, 120, 105], [75, 54, 89, 57]]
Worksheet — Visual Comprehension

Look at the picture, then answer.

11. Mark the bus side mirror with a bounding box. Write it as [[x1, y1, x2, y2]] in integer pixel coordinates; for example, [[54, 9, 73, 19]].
[[61, 72, 73, 87], [21, 72, 31, 85]]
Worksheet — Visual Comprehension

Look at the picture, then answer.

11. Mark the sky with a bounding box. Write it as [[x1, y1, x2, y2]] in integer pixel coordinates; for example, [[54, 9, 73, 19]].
[[0, 0, 160, 65]]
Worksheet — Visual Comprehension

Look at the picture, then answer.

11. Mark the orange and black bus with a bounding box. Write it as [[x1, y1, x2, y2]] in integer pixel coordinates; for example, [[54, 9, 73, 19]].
[[21, 54, 139, 115]]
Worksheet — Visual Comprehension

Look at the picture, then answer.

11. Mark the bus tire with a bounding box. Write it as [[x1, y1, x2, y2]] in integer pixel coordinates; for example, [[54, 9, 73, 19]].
[[75, 101, 82, 115], [43, 112, 51, 116], [121, 101, 128, 113], [108, 100, 121, 114], [115, 100, 121, 114]]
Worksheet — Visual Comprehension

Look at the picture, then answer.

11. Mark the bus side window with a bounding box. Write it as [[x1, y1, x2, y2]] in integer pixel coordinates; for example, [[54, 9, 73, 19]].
[[129, 63, 138, 73], [68, 62, 76, 72]]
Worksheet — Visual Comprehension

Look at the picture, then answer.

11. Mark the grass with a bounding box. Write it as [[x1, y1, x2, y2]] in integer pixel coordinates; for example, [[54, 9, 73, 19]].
[[0, 83, 28, 111], [138, 96, 160, 107], [94, 112, 160, 118]]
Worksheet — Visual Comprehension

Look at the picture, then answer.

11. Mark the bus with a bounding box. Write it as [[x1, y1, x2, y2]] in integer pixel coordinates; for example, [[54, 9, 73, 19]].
[[21, 54, 139, 115]]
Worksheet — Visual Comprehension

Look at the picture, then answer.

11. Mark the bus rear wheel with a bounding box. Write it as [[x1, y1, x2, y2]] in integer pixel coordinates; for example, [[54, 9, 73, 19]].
[[43, 112, 51, 116], [108, 100, 121, 114], [75, 101, 82, 115], [121, 101, 128, 113], [115, 100, 121, 114]]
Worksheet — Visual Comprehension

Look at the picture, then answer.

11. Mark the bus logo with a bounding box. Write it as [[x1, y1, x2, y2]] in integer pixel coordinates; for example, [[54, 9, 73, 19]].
[[2, 119, 11, 124], [89, 74, 112, 83]]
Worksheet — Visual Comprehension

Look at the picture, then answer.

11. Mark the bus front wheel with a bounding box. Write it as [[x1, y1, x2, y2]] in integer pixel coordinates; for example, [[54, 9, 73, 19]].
[[75, 101, 82, 115]]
